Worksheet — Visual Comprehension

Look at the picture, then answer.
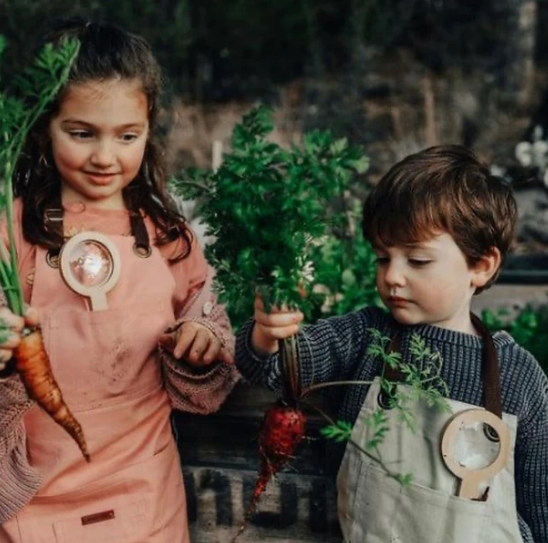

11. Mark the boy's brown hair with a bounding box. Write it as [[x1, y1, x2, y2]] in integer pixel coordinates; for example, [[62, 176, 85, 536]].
[[362, 145, 517, 293]]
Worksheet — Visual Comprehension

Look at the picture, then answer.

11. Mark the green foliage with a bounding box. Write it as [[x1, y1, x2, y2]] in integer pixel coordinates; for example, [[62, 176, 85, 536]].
[[170, 105, 369, 327], [321, 329, 450, 485], [0, 35, 79, 314], [483, 305, 548, 373], [307, 199, 382, 321], [320, 419, 353, 443]]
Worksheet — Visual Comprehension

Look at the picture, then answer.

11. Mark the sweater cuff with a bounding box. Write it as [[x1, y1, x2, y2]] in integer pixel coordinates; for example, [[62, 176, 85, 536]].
[[161, 351, 240, 414], [0, 430, 42, 524]]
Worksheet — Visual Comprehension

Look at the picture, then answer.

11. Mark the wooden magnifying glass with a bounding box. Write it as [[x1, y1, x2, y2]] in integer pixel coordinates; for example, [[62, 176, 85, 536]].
[[441, 408, 511, 500], [59, 231, 121, 311]]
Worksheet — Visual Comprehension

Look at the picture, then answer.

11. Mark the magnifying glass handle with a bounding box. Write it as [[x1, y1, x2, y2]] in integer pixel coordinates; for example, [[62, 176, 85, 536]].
[[458, 475, 483, 499], [89, 292, 108, 311]]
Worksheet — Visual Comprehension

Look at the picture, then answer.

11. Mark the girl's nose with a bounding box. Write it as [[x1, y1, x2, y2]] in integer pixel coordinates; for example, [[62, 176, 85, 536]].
[[384, 262, 406, 287], [90, 141, 115, 167]]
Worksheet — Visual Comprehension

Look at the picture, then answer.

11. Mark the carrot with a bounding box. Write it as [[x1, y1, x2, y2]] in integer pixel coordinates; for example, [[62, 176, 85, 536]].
[[231, 399, 307, 541], [13, 327, 90, 462]]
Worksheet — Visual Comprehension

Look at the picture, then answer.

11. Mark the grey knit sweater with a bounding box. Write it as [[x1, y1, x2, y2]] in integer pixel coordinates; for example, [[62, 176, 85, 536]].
[[235, 306, 548, 543]]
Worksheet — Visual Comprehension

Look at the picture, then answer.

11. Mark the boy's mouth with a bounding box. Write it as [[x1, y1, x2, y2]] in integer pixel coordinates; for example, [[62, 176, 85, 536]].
[[387, 296, 410, 306]]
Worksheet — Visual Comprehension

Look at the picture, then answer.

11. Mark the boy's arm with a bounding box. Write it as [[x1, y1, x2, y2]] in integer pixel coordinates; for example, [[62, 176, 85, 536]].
[[235, 309, 374, 394], [514, 359, 548, 541]]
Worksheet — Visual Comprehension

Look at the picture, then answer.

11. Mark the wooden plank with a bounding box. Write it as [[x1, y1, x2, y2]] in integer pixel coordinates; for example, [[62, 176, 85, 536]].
[[173, 381, 343, 542], [183, 467, 341, 543]]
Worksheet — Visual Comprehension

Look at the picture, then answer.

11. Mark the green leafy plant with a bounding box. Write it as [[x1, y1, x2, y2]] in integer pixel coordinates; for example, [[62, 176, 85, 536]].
[[0, 35, 79, 316], [307, 198, 382, 321], [170, 105, 369, 328], [483, 305, 548, 373]]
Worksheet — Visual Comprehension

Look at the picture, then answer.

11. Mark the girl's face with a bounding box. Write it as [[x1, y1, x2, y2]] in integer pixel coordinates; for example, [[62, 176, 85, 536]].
[[374, 232, 486, 335], [49, 78, 149, 210]]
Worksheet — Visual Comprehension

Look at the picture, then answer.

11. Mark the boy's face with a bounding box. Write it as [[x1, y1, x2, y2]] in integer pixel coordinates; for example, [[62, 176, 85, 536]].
[[374, 232, 482, 334]]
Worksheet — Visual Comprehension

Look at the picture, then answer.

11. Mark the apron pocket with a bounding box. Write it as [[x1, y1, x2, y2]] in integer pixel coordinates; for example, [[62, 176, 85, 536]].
[[52, 500, 146, 543], [353, 463, 488, 543]]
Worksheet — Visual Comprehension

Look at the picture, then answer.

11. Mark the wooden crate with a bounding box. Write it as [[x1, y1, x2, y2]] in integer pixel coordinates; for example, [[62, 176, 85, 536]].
[[173, 382, 343, 542]]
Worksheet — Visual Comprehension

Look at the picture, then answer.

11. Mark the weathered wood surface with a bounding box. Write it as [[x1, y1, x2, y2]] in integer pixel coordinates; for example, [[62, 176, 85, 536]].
[[173, 382, 343, 543]]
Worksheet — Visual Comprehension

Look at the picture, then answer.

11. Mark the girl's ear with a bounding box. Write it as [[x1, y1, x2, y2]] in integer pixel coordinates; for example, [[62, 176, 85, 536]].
[[471, 247, 501, 289]]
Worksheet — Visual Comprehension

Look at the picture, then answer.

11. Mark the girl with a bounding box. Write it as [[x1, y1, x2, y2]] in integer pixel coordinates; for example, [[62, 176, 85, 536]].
[[235, 146, 548, 542], [0, 17, 239, 543]]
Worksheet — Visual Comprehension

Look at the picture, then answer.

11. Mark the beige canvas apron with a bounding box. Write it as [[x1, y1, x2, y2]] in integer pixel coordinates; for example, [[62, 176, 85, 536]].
[[0, 229, 190, 543], [337, 319, 523, 543]]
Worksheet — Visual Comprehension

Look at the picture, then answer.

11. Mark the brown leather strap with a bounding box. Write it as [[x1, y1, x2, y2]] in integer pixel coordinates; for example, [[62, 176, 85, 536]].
[[384, 332, 403, 381], [44, 207, 151, 256], [470, 312, 503, 418], [383, 313, 502, 418], [129, 212, 152, 257]]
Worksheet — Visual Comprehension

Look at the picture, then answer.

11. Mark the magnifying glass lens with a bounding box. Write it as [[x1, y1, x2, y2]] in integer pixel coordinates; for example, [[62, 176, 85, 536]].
[[452, 422, 501, 470], [68, 241, 113, 287]]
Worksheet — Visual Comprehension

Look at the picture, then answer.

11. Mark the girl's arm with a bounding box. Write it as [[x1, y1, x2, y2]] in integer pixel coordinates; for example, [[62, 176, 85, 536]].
[[0, 374, 42, 523], [0, 202, 42, 522], [0, 308, 42, 523], [159, 262, 239, 414]]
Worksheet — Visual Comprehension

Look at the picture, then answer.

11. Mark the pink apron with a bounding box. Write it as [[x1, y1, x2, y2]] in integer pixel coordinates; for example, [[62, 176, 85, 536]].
[[1, 233, 190, 543]]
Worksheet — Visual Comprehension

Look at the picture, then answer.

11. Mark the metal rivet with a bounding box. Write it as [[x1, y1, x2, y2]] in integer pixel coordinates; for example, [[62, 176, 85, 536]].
[[46, 251, 60, 268], [483, 423, 500, 443], [377, 390, 395, 410], [202, 301, 213, 316], [133, 244, 152, 258]]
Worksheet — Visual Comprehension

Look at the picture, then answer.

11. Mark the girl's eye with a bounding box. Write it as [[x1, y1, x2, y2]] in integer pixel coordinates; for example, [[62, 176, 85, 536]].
[[409, 259, 432, 267], [375, 257, 389, 265], [69, 130, 92, 140], [119, 133, 139, 143]]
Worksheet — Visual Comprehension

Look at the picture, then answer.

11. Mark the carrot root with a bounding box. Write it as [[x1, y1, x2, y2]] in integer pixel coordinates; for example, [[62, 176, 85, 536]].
[[232, 401, 306, 541], [14, 328, 90, 462]]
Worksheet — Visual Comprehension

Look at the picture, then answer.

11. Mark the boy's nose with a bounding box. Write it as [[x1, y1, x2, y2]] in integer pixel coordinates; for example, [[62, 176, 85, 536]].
[[384, 262, 406, 287]]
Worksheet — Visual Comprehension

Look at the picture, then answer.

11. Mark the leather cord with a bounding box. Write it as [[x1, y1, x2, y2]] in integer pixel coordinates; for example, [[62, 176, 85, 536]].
[[44, 207, 151, 264], [384, 313, 502, 418]]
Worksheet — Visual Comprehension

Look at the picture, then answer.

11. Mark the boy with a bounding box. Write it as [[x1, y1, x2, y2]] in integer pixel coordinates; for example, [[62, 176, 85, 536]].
[[235, 145, 547, 542]]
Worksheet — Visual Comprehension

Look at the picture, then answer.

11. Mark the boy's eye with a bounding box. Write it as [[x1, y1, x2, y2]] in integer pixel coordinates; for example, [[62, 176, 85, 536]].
[[409, 259, 432, 267]]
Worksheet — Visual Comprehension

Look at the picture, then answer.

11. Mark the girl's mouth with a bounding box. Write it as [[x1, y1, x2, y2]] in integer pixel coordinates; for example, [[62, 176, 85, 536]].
[[84, 172, 118, 185]]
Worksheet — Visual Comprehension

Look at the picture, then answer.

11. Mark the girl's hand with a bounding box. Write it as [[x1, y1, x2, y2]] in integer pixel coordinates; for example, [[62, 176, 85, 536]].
[[0, 306, 39, 371], [251, 296, 304, 356], [160, 321, 233, 367]]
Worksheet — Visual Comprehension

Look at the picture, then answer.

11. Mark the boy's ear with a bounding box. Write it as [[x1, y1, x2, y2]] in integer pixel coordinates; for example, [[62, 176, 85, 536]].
[[471, 247, 501, 288]]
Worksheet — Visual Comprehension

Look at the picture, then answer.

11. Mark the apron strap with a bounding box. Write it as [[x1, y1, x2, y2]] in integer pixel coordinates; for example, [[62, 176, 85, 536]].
[[44, 207, 152, 264], [384, 313, 502, 418], [470, 312, 503, 418]]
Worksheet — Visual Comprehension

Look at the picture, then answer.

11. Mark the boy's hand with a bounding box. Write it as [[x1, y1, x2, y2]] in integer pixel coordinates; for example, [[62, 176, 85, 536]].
[[0, 306, 40, 371], [159, 321, 233, 367], [251, 296, 304, 355]]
